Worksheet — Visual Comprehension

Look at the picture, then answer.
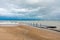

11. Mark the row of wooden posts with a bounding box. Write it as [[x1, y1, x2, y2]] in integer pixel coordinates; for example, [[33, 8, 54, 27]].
[[26, 23, 42, 27]]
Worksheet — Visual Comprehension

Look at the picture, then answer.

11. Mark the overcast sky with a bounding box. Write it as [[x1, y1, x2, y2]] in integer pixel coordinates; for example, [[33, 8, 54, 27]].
[[0, 0, 60, 20]]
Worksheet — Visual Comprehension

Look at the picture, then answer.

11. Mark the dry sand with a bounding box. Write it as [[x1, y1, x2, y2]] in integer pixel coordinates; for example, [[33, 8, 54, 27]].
[[0, 25, 60, 40]]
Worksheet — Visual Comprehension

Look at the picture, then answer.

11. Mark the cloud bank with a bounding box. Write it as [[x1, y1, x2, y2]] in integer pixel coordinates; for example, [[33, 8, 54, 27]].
[[0, 0, 60, 20]]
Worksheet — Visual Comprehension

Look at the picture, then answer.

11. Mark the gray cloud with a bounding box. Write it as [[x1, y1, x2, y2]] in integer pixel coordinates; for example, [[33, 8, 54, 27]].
[[0, 0, 60, 20]]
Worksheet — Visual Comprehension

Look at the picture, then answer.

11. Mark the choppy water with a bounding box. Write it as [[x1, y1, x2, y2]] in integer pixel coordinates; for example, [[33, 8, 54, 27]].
[[0, 21, 60, 31]]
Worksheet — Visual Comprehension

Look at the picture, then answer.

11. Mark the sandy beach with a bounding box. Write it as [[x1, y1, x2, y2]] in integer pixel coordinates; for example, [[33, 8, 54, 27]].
[[0, 24, 60, 40]]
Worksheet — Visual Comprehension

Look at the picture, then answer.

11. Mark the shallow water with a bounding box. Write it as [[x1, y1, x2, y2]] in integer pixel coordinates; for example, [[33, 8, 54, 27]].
[[0, 21, 60, 30]]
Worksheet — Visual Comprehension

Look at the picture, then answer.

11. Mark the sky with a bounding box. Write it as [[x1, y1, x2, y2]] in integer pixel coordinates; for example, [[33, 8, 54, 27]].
[[0, 0, 60, 20]]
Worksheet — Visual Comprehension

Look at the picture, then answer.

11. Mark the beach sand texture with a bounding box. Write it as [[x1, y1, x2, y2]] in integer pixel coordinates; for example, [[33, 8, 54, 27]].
[[0, 25, 60, 40]]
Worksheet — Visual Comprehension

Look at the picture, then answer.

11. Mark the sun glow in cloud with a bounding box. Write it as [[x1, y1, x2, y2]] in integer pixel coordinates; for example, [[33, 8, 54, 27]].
[[0, 0, 60, 20]]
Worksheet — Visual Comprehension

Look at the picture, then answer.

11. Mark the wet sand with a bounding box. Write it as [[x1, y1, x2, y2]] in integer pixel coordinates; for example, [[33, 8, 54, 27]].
[[0, 25, 60, 40]]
